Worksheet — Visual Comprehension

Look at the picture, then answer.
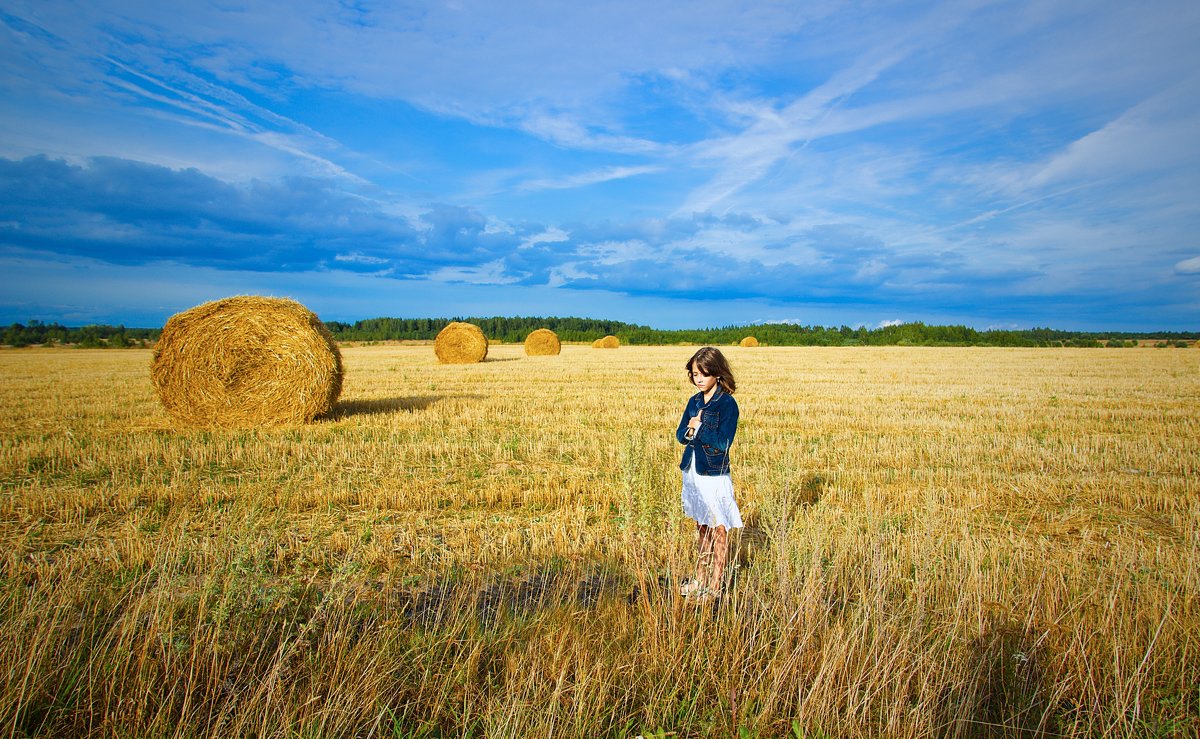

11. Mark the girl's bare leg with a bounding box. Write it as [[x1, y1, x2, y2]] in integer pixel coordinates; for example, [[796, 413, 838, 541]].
[[707, 525, 728, 592], [693, 524, 713, 585]]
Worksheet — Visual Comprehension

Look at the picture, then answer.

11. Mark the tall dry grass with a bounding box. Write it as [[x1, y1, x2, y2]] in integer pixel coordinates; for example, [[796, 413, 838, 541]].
[[0, 345, 1196, 737]]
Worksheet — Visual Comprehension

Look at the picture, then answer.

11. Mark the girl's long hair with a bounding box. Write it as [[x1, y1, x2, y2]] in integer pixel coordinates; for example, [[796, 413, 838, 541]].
[[686, 346, 736, 394]]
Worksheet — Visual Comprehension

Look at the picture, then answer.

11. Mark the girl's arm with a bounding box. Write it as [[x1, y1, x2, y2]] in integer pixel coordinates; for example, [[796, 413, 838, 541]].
[[675, 404, 694, 444]]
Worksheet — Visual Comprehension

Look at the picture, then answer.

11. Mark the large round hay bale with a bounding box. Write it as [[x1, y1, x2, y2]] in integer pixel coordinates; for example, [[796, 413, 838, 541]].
[[524, 328, 561, 356], [151, 296, 342, 427], [739, 336, 759, 347], [434, 321, 488, 364], [592, 335, 620, 349]]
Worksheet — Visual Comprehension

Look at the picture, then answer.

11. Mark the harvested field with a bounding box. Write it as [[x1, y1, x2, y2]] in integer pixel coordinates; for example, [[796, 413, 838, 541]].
[[0, 345, 1197, 737]]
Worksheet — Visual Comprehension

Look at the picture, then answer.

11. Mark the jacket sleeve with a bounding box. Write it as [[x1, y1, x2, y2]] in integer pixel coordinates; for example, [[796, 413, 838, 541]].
[[694, 395, 738, 453], [675, 401, 694, 444]]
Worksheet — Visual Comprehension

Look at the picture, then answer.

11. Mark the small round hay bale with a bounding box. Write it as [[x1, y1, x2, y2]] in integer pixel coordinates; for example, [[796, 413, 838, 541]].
[[739, 336, 759, 347], [434, 322, 488, 364], [151, 296, 342, 427], [524, 328, 561, 356], [592, 335, 620, 349]]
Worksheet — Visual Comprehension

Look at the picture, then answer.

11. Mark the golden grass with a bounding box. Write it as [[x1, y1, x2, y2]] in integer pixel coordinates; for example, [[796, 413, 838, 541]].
[[0, 345, 1197, 737]]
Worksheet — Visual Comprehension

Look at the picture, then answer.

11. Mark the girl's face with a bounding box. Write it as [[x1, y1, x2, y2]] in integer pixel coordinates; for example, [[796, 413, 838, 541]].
[[691, 367, 717, 394]]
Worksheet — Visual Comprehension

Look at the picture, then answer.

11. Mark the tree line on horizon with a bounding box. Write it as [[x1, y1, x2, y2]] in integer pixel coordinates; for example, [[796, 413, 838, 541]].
[[1, 320, 157, 348], [324, 316, 1195, 347], [2, 316, 1196, 348]]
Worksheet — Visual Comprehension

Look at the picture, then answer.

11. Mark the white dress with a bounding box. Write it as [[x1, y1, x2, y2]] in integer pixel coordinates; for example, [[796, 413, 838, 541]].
[[681, 457, 743, 529]]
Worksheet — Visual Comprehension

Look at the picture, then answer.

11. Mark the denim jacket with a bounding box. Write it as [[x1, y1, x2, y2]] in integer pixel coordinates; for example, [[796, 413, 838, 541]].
[[676, 387, 739, 476]]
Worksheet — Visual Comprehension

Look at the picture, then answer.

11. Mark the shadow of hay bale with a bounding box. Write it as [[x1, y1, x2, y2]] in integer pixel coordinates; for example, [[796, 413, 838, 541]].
[[328, 394, 487, 420], [327, 396, 443, 419]]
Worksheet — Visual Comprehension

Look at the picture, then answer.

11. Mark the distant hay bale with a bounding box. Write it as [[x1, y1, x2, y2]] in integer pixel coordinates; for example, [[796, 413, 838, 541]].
[[151, 296, 342, 427], [434, 322, 488, 364], [524, 328, 561, 356], [592, 335, 619, 349], [739, 336, 760, 347]]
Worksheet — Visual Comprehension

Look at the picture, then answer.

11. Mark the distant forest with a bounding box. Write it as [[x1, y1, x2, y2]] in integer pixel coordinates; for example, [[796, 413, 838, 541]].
[[3, 316, 1197, 348], [2, 321, 158, 348], [324, 316, 1198, 348]]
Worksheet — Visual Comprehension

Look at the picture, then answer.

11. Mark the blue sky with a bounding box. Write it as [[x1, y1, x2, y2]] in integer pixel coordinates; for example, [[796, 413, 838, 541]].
[[1, 0, 1198, 331]]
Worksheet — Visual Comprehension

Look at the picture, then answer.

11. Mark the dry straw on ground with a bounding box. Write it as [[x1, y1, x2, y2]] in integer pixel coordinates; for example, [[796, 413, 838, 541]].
[[592, 335, 620, 349], [2, 345, 1198, 737], [739, 336, 759, 347], [523, 328, 561, 356], [150, 295, 342, 427], [434, 322, 489, 364]]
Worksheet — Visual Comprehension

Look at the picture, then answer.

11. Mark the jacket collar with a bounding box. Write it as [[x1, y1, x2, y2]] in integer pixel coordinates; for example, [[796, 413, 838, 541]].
[[697, 385, 724, 407]]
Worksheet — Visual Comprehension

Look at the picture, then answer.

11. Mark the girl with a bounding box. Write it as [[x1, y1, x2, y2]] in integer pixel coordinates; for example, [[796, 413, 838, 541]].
[[676, 346, 742, 602]]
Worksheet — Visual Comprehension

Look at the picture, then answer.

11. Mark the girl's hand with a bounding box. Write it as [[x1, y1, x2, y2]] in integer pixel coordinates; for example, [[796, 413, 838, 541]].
[[687, 412, 702, 431]]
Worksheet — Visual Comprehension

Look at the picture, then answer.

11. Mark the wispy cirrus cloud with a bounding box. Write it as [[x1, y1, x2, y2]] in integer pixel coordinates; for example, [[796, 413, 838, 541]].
[[517, 165, 662, 193], [1027, 82, 1200, 190]]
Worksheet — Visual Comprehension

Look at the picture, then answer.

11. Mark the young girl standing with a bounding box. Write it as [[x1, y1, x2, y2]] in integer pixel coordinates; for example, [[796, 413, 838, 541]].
[[676, 346, 742, 602]]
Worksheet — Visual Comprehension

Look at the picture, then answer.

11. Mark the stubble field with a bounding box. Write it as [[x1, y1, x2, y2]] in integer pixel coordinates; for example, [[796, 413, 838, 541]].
[[0, 344, 1197, 738]]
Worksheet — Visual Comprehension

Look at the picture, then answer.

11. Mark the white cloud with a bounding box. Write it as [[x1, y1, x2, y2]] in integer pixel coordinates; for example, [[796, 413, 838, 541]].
[[675, 2, 994, 215], [546, 262, 597, 289], [1029, 84, 1200, 189], [428, 259, 520, 285], [854, 258, 889, 282], [517, 165, 661, 193], [334, 252, 389, 266], [582, 240, 651, 267], [1175, 256, 1200, 275], [517, 113, 665, 155], [519, 226, 570, 249]]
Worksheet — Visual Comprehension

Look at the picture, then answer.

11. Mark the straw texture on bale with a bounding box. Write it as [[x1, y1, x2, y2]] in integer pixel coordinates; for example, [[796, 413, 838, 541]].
[[524, 328, 561, 356], [591, 335, 620, 349], [151, 296, 342, 427], [435, 322, 489, 364], [739, 336, 760, 347]]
